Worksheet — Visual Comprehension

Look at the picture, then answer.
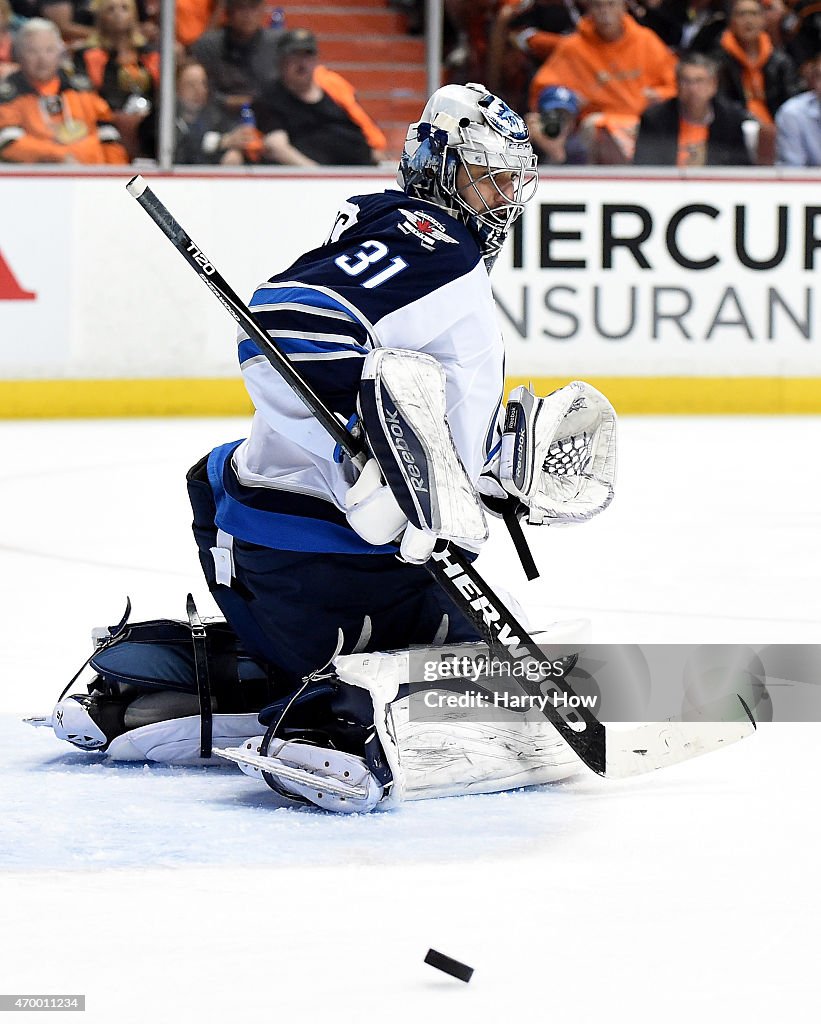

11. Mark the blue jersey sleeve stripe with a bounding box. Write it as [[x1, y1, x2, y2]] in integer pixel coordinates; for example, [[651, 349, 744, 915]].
[[267, 328, 367, 347], [281, 336, 367, 355], [288, 351, 365, 362], [250, 301, 354, 321], [238, 334, 367, 365], [248, 308, 370, 345], [251, 283, 371, 327], [238, 338, 262, 365]]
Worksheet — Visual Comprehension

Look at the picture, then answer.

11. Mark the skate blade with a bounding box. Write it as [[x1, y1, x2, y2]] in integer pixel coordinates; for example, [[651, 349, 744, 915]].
[[214, 745, 370, 800], [23, 715, 52, 728]]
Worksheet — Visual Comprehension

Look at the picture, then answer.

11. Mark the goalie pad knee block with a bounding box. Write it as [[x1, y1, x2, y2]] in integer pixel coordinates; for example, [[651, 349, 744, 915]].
[[32, 599, 280, 764], [357, 348, 488, 550]]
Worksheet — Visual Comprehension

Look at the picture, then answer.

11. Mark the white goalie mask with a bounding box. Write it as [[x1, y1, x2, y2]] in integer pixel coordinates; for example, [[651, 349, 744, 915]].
[[397, 83, 538, 267]]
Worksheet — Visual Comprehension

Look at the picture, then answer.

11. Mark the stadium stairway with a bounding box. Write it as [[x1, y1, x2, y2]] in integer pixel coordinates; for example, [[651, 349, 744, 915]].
[[278, 0, 428, 159]]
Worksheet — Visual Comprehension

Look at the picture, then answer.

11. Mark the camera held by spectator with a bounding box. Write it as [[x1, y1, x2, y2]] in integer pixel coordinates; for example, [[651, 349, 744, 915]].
[[527, 84, 587, 164], [540, 84, 578, 136]]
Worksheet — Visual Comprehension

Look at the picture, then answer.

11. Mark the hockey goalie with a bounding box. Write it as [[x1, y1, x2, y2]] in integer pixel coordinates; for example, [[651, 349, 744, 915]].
[[31, 83, 750, 811]]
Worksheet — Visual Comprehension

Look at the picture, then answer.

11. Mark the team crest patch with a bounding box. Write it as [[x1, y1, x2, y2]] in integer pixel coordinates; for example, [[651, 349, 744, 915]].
[[477, 93, 529, 141], [397, 209, 458, 250]]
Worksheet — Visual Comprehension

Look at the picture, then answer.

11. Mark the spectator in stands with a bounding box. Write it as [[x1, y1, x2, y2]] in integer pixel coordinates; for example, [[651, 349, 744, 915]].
[[10, 0, 39, 19], [137, 0, 160, 45], [255, 29, 386, 166], [39, 0, 95, 45], [784, 0, 821, 68], [444, 0, 541, 85], [174, 58, 257, 163], [634, 52, 754, 165], [526, 84, 588, 163], [629, 0, 727, 54], [507, 0, 583, 59], [715, 0, 800, 121], [763, 0, 789, 49], [0, 18, 127, 161], [389, 0, 423, 36], [529, 0, 677, 162], [1, 0, 20, 80], [775, 51, 821, 163], [441, 0, 489, 81], [176, 0, 218, 50], [74, 0, 159, 159], [189, 0, 280, 118], [487, 0, 581, 108]]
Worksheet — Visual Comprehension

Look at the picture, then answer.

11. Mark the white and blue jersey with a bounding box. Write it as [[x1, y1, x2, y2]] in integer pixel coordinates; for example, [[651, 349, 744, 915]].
[[207, 189, 505, 554]]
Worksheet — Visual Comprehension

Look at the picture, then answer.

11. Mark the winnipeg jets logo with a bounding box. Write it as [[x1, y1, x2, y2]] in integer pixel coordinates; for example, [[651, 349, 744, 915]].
[[397, 209, 458, 251], [478, 94, 529, 141]]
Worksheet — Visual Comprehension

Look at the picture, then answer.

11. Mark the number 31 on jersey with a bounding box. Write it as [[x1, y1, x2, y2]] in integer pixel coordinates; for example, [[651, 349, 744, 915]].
[[335, 240, 408, 290], [327, 201, 408, 290]]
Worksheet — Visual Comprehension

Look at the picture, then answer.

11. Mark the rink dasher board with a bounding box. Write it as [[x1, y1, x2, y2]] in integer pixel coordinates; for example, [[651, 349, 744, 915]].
[[2, 171, 821, 414]]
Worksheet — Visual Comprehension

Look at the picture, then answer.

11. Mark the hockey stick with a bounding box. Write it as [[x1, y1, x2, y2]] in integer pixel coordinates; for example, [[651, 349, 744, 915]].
[[126, 175, 755, 778]]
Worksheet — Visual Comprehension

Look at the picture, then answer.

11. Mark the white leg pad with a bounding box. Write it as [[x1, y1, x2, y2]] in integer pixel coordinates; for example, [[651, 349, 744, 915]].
[[105, 713, 262, 765], [334, 628, 587, 806], [386, 699, 580, 801]]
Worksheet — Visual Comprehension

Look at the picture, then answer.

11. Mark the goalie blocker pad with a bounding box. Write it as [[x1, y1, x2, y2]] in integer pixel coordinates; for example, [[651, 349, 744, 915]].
[[357, 348, 488, 549]]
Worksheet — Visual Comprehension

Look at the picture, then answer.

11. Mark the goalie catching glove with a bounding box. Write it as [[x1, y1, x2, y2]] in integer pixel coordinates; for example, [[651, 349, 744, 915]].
[[480, 380, 617, 525], [344, 348, 488, 563]]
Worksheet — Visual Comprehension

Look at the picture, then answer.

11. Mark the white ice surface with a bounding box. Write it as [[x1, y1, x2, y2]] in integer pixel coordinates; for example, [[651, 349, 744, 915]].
[[1, 416, 819, 1023]]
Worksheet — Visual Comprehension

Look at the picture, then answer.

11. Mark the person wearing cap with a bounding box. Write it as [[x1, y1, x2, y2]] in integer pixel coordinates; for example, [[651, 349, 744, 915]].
[[254, 28, 386, 166], [526, 84, 588, 164], [189, 0, 282, 117], [633, 52, 753, 165]]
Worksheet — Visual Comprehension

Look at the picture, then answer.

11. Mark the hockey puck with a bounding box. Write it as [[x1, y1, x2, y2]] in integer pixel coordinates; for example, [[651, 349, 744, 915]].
[[424, 948, 473, 983]]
